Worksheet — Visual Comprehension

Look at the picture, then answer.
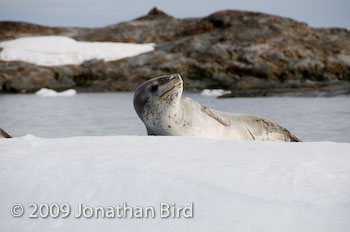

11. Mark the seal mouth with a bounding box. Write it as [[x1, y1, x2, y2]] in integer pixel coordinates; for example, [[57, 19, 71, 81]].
[[159, 81, 182, 99]]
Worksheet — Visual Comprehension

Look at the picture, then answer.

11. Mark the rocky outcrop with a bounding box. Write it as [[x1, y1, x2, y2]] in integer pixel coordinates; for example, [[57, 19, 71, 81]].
[[74, 8, 213, 43], [1, 8, 350, 96], [0, 21, 77, 41], [0, 61, 76, 92]]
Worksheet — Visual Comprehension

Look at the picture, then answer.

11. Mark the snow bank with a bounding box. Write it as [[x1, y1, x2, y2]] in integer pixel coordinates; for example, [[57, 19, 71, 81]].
[[0, 36, 155, 66], [201, 89, 230, 96], [35, 88, 76, 97], [1, 136, 349, 231]]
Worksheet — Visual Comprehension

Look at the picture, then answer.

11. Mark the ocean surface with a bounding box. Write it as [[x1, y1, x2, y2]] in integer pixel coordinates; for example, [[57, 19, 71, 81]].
[[1, 93, 349, 142]]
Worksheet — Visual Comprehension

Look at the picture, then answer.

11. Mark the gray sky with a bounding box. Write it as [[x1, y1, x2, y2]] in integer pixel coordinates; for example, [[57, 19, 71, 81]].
[[0, 0, 349, 29]]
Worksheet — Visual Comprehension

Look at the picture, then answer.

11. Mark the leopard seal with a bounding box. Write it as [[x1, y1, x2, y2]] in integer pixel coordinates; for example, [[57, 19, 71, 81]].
[[133, 74, 301, 142]]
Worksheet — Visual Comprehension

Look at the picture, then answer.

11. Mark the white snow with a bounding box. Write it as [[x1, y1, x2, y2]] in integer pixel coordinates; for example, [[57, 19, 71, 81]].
[[201, 89, 230, 96], [0, 36, 155, 66], [35, 88, 76, 97], [1, 136, 349, 231]]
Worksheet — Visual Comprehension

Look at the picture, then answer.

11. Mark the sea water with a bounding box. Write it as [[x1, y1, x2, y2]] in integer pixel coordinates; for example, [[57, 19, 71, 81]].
[[1, 93, 349, 142]]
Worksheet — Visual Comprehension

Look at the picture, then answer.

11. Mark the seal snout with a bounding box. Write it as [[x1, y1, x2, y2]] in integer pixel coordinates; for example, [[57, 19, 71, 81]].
[[168, 73, 183, 86], [158, 74, 183, 99], [170, 73, 182, 81]]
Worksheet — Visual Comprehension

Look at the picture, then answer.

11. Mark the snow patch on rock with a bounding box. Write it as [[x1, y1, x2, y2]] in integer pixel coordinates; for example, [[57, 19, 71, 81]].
[[0, 36, 155, 66]]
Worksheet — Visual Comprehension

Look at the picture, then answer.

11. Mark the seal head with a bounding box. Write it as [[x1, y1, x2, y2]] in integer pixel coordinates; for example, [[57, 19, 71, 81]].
[[133, 73, 183, 135]]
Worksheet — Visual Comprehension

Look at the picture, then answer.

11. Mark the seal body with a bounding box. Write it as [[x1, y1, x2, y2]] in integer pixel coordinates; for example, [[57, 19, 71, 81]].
[[133, 74, 301, 142]]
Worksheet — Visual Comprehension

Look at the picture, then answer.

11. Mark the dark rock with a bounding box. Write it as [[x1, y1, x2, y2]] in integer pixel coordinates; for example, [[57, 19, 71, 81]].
[[0, 61, 75, 93], [0, 21, 72, 41], [0, 9, 350, 96], [135, 7, 173, 21], [73, 8, 213, 43], [219, 82, 350, 98]]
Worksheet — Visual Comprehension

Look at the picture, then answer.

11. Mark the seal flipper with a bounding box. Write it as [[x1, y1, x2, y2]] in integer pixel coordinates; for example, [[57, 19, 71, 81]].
[[0, 128, 12, 138], [201, 106, 231, 127], [146, 127, 156, 136], [254, 117, 302, 142], [240, 116, 302, 142]]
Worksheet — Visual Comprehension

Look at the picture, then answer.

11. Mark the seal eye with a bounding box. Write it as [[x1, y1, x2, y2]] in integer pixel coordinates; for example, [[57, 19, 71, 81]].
[[150, 85, 158, 92]]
